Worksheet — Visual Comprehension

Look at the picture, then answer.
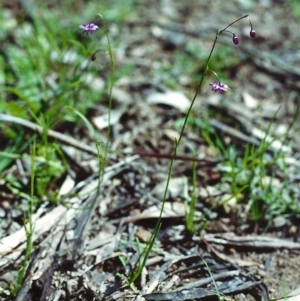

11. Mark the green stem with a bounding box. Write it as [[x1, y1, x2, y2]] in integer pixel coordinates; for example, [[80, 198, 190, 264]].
[[96, 14, 115, 193], [221, 14, 249, 33], [159, 14, 250, 232]]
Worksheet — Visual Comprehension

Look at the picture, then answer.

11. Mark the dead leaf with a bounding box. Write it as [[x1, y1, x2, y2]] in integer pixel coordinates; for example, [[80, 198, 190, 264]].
[[152, 177, 185, 200], [59, 174, 75, 196], [93, 107, 126, 130], [146, 91, 190, 112], [135, 229, 153, 243], [242, 91, 259, 109]]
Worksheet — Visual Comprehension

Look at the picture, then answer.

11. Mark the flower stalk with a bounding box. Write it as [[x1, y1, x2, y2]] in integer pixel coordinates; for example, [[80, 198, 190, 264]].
[[159, 15, 256, 232]]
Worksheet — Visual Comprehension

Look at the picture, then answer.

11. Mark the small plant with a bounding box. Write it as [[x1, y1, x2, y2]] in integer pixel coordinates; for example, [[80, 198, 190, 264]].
[[79, 14, 115, 201], [184, 161, 196, 233], [11, 143, 36, 296], [160, 15, 257, 233]]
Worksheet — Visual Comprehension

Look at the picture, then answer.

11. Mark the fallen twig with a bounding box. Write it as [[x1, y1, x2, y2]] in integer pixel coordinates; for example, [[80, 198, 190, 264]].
[[204, 233, 300, 250], [0, 113, 99, 156]]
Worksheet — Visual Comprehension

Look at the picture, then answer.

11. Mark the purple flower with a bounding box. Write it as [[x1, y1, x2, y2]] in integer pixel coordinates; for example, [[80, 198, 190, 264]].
[[250, 29, 256, 38], [79, 23, 99, 35], [209, 82, 229, 94], [232, 35, 239, 45]]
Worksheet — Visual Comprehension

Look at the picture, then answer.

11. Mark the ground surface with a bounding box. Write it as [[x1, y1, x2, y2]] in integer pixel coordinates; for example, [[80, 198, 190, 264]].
[[0, 0, 300, 300]]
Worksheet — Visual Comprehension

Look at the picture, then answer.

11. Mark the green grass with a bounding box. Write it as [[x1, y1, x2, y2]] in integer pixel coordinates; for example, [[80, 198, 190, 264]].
[[289, 0, 300, 19], [0, 1, 135, 199], [2, 15, 97, 121], [13, 143, 36, 295], [181, 106, 300, 226], [0, 2, 120, 292]]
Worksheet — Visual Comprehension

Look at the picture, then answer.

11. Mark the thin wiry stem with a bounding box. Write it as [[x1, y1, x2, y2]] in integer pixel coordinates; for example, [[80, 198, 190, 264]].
[[159, 14, 250, 233]]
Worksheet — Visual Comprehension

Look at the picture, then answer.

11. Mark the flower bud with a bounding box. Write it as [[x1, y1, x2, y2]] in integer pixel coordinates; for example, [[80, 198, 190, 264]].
[[91, 53, 97, 61], [232, 35, 239, 45], [250, 29, 256, 38]]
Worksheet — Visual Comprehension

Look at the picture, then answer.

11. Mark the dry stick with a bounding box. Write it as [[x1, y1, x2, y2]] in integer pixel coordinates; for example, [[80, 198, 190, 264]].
[[1, 113, 209, 161], [133, 150, 221, 165], [203, 233, 300, 250], [0, 113, 98, 156], [0, 113, 261, 161], [0, 113, 219, 163], [209, 119, 260, 146]]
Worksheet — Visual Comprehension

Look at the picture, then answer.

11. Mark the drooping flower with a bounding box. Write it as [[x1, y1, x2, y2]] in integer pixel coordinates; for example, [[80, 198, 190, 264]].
[[248, 17, 256, 38], [232, 35, 239, 45], [209, 82, 229, 94], [250, 29, 256, 38], [79, 23, 99, 35]]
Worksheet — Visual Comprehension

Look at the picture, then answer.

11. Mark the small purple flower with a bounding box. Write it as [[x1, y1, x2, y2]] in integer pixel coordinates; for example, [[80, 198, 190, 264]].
[[232, 35, 239, 45], [79, 23, 99, 35], [209, 82, 229, 94], [250, 29, 256, 38]]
